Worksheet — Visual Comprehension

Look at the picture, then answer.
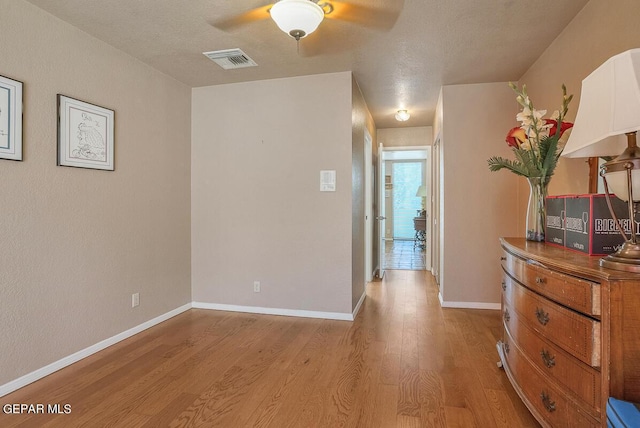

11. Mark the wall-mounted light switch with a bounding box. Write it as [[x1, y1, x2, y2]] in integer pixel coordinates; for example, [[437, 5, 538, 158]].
[[320, 170, 336, 192]]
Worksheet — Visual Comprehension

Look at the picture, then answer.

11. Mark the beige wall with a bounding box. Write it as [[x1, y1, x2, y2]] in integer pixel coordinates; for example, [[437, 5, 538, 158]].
[[378, 127, 433, 148], [0, 0, 192, 386], [438, 82, 520, 306], [519, 0, 640, 219], [351, 76, 376, 310], [191, 72, 355, 315]]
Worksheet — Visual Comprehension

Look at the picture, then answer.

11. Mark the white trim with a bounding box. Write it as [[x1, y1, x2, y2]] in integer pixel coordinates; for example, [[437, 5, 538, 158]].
[[437, 293, 500, 310], [0, 303, 192, 398], [381, 145, 430, 152], [192, 302, 356, 321], [352, 291, 366, 319]]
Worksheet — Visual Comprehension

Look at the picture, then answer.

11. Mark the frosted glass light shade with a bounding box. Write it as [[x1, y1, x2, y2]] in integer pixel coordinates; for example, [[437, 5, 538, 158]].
[[395, 110, 410, 121], [605, 170, 640, 202], [270, 0, 324, 39], [562, 49, 640, 158]]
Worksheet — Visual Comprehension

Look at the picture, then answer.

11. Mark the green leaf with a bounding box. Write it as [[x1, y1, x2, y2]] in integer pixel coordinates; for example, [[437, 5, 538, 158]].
[[487, 156, 530, 177], [513, 149, 539, 177]]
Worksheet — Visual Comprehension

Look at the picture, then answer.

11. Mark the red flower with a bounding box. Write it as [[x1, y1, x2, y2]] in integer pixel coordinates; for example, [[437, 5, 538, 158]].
[[544, 119, 573, 137], [506, 127, 527, 148]]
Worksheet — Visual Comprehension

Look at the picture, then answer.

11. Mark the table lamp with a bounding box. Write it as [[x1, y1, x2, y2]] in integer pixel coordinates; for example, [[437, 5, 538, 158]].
[[562, 48, 640, 272], [415, 184, 427, 215]]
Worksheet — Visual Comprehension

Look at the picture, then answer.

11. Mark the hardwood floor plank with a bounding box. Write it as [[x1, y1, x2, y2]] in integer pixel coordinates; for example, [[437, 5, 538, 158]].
[[0, 270, 538, 428], [483, 388, 539, 428], [242, 320, 348, 428], [444, 406, 477, 428], [140, 393, 199, 428], [168, 318, 301, 427], [397, 414, 421, 427], [370, 384, 399, 428], [209, 321, 324, 428], [379, 351, 401, 385], [419, 370, 447, 427]]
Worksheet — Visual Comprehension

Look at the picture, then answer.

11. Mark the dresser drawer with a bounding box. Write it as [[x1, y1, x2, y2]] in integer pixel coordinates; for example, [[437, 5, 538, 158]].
[[503, 273, 601, 367], [500, 332, 599, 428], [502, 251, 600, 317], [503, 298, 601, 412]]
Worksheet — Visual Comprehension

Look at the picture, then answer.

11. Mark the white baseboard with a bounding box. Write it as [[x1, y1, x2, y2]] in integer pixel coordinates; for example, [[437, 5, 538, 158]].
[[0, 303, 192, 398], [192, 302, 356, 321], [438, 291, 500, 310], [440, 301, 501, 310], [352, 291, 366, 319]]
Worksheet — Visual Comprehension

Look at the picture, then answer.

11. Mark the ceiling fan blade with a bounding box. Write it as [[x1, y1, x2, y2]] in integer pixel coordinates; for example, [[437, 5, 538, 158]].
[[211, 4, 273, 32], [324, 1, 403, 30]]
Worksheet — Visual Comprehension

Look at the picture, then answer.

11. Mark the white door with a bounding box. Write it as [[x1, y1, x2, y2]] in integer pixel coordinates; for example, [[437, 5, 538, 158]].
[[377, 143, 386, 278]]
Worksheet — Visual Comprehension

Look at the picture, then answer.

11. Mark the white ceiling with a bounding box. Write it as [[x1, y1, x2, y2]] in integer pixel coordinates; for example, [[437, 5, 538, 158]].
[[25, 0, 589, 129]]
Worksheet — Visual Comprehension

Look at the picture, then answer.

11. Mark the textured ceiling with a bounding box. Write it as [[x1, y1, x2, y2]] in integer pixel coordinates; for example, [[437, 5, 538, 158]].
[[25, 0, 589, 128]]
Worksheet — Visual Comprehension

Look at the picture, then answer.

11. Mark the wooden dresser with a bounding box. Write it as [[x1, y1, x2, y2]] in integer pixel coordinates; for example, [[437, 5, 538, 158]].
[[498, 238, 640, 428]]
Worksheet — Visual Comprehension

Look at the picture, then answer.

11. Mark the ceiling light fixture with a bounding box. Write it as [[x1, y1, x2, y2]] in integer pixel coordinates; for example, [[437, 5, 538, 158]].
[[270, 0, 325, 41], [395, 110, 410, 122]]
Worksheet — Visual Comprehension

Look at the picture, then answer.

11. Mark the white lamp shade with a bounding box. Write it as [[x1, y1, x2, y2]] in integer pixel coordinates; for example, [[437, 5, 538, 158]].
[[270, 0, 324, 38], [562, 49, 640, 158], [415, 185, 427, 197]]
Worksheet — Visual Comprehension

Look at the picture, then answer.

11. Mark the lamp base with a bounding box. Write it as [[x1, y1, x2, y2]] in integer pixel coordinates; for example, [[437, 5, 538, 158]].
[[600, 241, 640, 273]]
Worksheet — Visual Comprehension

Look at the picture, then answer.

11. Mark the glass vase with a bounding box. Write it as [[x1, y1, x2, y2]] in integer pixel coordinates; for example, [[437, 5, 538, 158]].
[[526, 177, 548, 242]]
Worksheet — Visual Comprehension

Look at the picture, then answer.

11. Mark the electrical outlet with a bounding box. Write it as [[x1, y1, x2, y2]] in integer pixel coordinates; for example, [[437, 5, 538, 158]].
[[132, 293, 140, 307], [253, 281, 261, 293]]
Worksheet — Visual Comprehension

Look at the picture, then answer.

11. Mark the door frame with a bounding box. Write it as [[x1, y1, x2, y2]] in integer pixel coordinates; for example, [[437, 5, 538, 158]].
[[377, 145, 432, 272], [364, 129, 373, 283]]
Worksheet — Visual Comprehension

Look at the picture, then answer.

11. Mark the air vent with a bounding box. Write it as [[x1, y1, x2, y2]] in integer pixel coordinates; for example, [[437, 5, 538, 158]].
[[203, 49, 258, 70]]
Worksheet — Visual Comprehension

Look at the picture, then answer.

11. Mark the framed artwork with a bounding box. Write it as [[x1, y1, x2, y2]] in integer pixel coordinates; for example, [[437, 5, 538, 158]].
[[0, 74, 23, 161], [57, 94, 114, 170]]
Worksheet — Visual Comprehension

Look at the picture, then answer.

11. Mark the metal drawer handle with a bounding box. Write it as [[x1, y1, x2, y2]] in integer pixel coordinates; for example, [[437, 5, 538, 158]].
[[504, 309, 510, 322], [540, 391, 556, 413], [535, 276, 546, 284], [541, 349, 556, 368], [501, 281, 506, 291], [535, 307, 550, 326]]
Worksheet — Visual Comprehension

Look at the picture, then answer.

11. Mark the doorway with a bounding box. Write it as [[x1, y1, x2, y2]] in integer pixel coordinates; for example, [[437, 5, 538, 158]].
[[378, 147, 431, 272]]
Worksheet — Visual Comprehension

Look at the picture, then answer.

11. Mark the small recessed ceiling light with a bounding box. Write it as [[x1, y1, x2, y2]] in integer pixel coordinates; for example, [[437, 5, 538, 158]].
[[395, 109, 410, 122]]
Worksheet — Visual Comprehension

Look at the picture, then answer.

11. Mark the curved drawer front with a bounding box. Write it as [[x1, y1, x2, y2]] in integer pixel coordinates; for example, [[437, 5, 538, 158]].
[[501, 332, 599, 428], [502, 273, 601, 367], [502, 298, 601, 412], [502, 251, 600, 317]]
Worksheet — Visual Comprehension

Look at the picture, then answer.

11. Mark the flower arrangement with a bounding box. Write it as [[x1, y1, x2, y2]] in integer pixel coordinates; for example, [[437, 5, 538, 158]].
[[488, 83, 573, 241], [487, 82, 574, 185]]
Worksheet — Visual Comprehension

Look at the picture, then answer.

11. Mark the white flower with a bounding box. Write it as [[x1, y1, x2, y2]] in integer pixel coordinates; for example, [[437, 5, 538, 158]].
[[517, 107, 547, 127]]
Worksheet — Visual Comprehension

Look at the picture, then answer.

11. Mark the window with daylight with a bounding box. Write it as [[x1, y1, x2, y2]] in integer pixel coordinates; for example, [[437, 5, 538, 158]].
[[392, 161, 423, 240]]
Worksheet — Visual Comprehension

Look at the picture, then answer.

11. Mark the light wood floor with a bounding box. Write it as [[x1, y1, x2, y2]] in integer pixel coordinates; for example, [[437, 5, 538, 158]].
[[0, 270, 539, 427]]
